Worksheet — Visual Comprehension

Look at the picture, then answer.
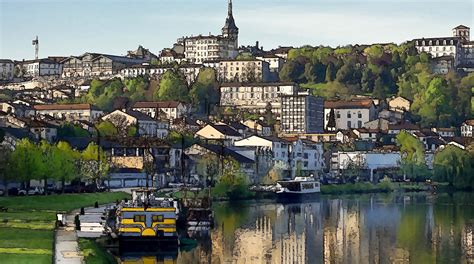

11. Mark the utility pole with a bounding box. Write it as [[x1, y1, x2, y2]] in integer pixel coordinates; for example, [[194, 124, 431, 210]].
[[32, 36, 39, 60]]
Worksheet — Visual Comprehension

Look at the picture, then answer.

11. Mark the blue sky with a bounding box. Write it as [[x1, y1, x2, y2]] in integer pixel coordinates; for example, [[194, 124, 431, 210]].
[[0, 0, 472, 60]]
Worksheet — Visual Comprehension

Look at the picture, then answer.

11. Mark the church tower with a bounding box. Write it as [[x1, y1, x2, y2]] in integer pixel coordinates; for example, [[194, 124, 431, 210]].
[[222, 0, 239, 42]]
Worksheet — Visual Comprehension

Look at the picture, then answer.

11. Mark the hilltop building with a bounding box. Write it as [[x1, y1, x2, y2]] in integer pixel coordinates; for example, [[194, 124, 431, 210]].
[[181, 0, 239, 64]]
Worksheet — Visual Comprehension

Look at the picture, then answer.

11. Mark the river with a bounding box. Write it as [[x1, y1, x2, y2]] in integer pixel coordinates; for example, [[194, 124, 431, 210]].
[[115, 192, 474, 263]]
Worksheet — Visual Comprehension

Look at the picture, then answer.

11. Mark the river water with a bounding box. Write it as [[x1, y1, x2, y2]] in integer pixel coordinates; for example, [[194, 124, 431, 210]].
[[116, 192, 474, 264]]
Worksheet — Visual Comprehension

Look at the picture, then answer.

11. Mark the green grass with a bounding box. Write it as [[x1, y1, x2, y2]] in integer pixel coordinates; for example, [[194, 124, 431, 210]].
[[0, 253, 52, 264], [0, 192, 129, 264], [79, 238, 117, 264], [0, 192, 130, 211]]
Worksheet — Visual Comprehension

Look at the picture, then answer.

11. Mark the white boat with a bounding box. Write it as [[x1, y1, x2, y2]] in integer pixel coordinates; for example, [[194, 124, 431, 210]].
[[275, 177, 320, 200]]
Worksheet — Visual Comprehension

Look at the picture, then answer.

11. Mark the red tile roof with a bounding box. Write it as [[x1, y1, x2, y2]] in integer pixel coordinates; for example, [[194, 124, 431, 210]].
[[33, 103, 98, 111], [133, 101, 182, 108], [324, 99, 374, 109]]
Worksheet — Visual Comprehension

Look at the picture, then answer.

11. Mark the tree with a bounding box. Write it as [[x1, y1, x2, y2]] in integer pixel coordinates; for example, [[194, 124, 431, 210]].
[[0, 145, 12, 196], [80, 142, 109, 185], [153, 71, 189, 102], [325, 62, 335, 82], [8, 139, 43, 191], [213, 157, 250, 200], [433, 145, 474, 189], [279, 60, 305, 83], [373, 77, 387, 99], [56, 141, 80, 192], [396, 131, 429, 181], [96, 120, 118, 137], [57, 123, 90, 138], [189, 68, 219, 114]]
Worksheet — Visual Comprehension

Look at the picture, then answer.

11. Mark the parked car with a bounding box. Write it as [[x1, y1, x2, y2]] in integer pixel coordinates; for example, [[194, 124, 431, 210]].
[[63, 184, 85, 193], [28, 187, 45, 195]]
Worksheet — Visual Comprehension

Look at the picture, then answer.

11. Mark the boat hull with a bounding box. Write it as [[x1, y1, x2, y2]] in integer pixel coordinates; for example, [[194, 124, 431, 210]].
[[275, 192, 320, 203]]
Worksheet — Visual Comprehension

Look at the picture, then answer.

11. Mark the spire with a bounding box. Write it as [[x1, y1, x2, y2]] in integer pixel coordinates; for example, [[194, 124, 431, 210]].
[[228, 0, 233, 17]]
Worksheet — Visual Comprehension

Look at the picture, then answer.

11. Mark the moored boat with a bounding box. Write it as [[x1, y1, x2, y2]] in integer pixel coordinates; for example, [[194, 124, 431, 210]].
[[275, 176, 321, 201], [115, 188, 179, 249]]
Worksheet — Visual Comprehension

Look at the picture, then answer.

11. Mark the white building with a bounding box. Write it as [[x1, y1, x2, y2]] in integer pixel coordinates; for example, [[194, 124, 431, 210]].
[[18, 58, 62, 77], [461, 119, 474, 137], [234, 135, 290, 163], [332, 151, 401, 181], [281, 91, 325, 135], [205, 59, 271, 83], [132, 101, 188, 120], [324, 99, 377, 130], [182, 1, 238, 64], [33, 103, 103, 122], [220, 82, 299, 116], [0, 59, 14, 81], [414, 25, 474, 69], [101, 109, 160, 137], [119, 64, 201, 84], [195, 123, 243, 146], [256, 54, 285, 73], [289, 139, 325, 177], [61, 53, 144, 77]]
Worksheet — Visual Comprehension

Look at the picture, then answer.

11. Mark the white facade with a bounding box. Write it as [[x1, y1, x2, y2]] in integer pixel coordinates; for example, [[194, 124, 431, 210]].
[[461, 120, 474, 137], [220, 83, 298, 116], [289, 139, 325, 177], [0, 60, 14, 81], [33, 104, 103, 122], [206, 59, 270, 83], [256, 55, 284, 73], [20, 59, 62, 77], [324, 99, 377, 130], [119, 65, 201, 84], [132, 101, 188, 120], [332, 151, 401, 172], [234, 135, 290, 162]]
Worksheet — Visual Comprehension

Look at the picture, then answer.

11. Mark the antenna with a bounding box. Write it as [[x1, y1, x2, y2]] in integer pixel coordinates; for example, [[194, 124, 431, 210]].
[[32, 36, 39, 60]]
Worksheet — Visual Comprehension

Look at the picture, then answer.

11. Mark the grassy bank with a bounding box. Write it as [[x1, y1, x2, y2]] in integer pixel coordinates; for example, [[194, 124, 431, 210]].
[[0, 192, 130, 264], [79, 238, 117, 264], [321, 182, 433, 195]]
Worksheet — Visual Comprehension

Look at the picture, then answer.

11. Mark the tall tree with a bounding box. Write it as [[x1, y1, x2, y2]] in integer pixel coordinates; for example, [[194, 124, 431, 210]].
[[154, 70, 189, 102]]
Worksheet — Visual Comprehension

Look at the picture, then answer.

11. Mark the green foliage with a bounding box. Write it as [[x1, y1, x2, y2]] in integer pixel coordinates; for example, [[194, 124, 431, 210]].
[[212, 158, 250, 200], [154, 71, 189, 102], [96, 121, 118, 137], [165, 131, 197, 149], [433, 145, 474, 189], [189, 68, 219, 113], [85, 79, 124, 111], [57, 123, 90, 138], [396, 131, 430, 181], [79, 239, 117, 264]]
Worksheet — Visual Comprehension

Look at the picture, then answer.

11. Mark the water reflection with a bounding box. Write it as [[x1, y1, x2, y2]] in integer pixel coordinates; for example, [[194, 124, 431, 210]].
[[116, 193, 474, 264]]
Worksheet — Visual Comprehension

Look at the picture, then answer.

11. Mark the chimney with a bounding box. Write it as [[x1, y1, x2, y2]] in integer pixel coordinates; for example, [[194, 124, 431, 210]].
[[256, 41, 259, 48]]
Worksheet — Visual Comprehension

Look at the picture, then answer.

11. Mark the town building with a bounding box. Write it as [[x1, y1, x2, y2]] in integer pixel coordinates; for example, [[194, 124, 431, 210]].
[[126, 45, 159, 62], [414, 25, 474, 69], [61, 53, 145, 77], [0, 59, 14, 82], [268, 46, 293, 60], [17, 58, 63, 77], [0, 102, 35, 117], [219, 82, 299, 116], [461, 119, 474, 137], [205, 59, 271, 82], [280, 91, 325, 135], [234, 135, 290, 163], [132, 101, 188, 120], [119, 65, 201, 84], [242, 120, 272, 136], [324, 99, 377, 130], [182, 1, 239, 64], [387, 96, 411, 113], [33, 103, 103, 122], [159, 49, 185, 64], [101, 109, 161, 137], [432, 127, 456, 138], [195, 123, 243, 146]]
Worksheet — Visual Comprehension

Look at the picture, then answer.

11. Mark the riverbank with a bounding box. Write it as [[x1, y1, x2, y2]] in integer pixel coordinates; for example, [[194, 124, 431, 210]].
[[0, 192, 129, 264]]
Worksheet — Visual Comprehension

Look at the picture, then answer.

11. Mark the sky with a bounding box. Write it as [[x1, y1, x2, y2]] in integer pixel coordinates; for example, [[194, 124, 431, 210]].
[[0, 0, 473, 60]]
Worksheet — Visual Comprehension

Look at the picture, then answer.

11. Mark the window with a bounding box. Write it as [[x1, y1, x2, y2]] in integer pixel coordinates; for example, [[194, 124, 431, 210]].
[[134, 215, 146, 222], [358, 111, 362, 118], [336, 111, 340, 118], [347, 121, 352, 128], [152, 215, 164, 222], [358, 121, 362, 128], [347, 112, 351, 118]]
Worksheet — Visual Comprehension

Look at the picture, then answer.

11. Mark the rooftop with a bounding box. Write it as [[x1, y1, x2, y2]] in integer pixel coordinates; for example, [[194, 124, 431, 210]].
[[33, 103, 99, 111], [324, 99, 374, 109]]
